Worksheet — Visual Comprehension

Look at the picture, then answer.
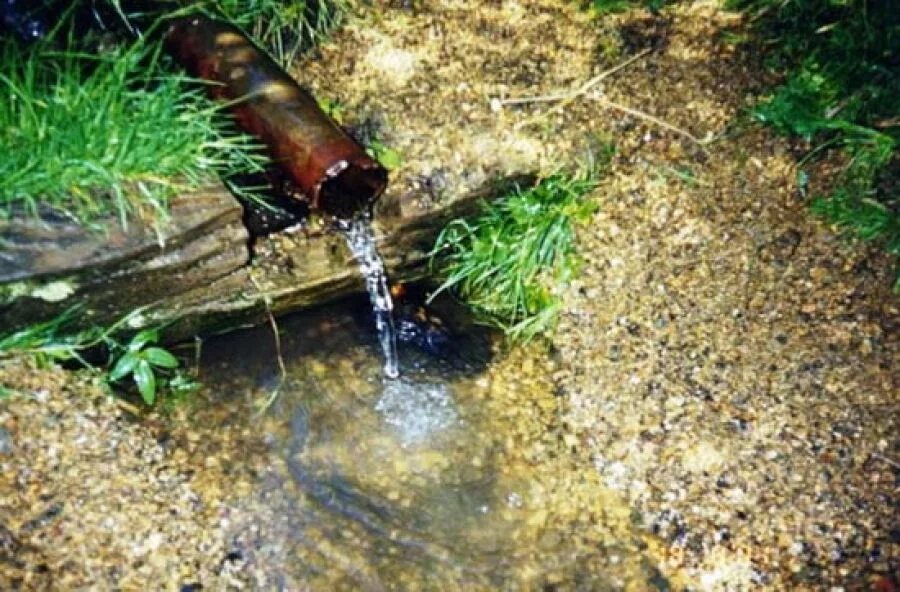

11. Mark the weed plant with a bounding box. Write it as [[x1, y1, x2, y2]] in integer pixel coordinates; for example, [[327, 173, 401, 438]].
[[0, 307, 198, 406], [0, 34, 266, 227], [583, 0, 669, 15], [731, 0, 899, 287], [430, 172, 599, 342], [0, 307, 108, 368]]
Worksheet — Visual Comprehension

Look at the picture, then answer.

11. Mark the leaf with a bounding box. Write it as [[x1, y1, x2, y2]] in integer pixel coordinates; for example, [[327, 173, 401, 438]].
[[367, 141, 403, 170], [168, 372, 200, 394], [128, 328, 159, 352], [108, 351, 139, 381], [143, 347, 178, 369], [316, 96, 344, 123], [134, 359, 156, 405], [377, 146, 403, 170]]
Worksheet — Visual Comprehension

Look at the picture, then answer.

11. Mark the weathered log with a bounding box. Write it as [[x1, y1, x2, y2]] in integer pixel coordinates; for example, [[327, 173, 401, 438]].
[[0, 178, 518, 342], [148, 185, 503, 341], [0, 186, 249, 336]]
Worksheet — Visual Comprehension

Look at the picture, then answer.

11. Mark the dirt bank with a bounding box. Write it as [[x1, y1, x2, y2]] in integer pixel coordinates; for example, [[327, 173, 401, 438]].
[[551, 2, 899, 589]]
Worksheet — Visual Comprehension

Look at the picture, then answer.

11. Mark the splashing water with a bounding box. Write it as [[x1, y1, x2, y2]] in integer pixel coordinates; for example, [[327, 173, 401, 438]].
[[340, 214, 400, 378], [375, 378, 458, 446]]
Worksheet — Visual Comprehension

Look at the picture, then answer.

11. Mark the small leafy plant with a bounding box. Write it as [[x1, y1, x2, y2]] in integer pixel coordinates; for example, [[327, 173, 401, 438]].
[[0, 308, 198, 407], [730, 0, 899, 288], [754, 71, 898, 285], [430, 171, 599, 341], [366, 139, 403, 171], [107, 328, 188, 405]]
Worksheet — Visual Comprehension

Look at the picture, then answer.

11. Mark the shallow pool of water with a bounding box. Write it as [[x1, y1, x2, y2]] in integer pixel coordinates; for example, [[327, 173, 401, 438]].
[[194, 295, 664, 590]]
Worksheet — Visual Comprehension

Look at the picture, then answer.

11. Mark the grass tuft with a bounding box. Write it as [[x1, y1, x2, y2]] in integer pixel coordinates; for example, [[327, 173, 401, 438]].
[[730, 0, 899, 288], [581, 0, 669, 15], [430, 171, 600, 341], [0, 34, 267, 228], [206, 0, 351, 65]]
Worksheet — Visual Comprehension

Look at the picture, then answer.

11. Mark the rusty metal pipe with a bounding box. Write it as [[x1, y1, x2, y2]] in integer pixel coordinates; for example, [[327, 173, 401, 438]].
[[163, 15, 387, 219]]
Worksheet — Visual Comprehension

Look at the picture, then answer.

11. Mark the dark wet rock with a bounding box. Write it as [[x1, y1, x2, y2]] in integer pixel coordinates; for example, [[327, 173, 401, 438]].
[[0, 0, 45, 41], [0, 0, 171, 43], [19, 503, 64, 535], [396, 305, 451, 356], [227, 170, 311, 238]]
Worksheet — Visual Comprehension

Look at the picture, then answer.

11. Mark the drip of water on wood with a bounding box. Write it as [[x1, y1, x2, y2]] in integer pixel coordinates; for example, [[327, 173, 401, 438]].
[[339, 214, 400, 378]]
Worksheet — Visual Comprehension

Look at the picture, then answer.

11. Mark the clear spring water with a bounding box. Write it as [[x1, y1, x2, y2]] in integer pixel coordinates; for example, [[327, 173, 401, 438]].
[[339, 214, 400, 379], [195, 297, 659, 589]]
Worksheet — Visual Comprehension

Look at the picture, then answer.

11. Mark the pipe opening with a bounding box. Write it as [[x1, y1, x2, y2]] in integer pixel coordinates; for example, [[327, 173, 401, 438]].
[[319, 163, 388, 219]]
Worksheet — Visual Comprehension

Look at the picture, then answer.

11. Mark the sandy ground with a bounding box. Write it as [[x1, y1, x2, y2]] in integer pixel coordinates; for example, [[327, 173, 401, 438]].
[[1, 1, 897, 590], [548, 4, 899, 590], [0, 360, 269, 590]]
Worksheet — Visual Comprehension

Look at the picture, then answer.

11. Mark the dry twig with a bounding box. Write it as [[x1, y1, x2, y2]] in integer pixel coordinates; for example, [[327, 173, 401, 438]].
[[494, 48, 653, 112], [494, 48, 713, 150], [589, 96, 710, 148], [249, 273, 287, 415]]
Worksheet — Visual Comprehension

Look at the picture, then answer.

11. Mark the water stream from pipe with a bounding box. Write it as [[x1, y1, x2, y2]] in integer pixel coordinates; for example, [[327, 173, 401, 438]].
[[338, 213, 400, 378]]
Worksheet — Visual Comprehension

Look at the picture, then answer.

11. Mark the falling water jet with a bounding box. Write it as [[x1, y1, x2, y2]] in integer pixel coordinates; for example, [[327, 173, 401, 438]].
[[338, 214, 400, 379]]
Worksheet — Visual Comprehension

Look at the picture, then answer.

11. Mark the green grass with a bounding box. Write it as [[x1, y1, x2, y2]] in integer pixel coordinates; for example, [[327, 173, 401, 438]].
[[97, 0, 350, 63], [582, 0, 669, 15], [205, 0, 351, 65], [430, 171, 600, 341], [0, 307, 109, 368], [730, 0, 899, 288], [0, 34, 266, 228], [0, 1, 355, 228]]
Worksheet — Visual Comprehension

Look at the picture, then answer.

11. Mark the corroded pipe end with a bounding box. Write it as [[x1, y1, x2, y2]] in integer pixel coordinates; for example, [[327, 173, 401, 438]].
[[164, 14, 387, 218], [318, 158, 389, 220]]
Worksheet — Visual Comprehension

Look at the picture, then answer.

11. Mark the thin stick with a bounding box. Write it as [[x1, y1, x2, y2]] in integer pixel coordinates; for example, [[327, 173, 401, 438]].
[[495, 48, 653, 109], [193, 335, 203, 376], [113, 398, 142, 416], [249, 273, 287, 415], [496, 48, 714, 150], [497, 91, 572, 107], [590, 96, 711, 149]]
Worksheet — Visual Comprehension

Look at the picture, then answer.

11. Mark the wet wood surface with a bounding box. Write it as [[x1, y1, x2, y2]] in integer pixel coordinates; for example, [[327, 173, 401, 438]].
[[0, 181, 502, 341]]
